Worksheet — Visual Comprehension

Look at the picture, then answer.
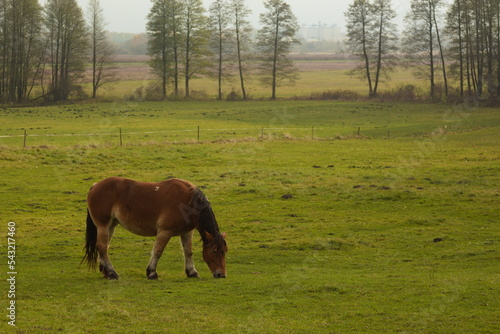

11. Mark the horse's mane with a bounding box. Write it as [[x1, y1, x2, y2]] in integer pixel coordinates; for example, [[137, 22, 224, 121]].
[[194, 188, 225, 248]]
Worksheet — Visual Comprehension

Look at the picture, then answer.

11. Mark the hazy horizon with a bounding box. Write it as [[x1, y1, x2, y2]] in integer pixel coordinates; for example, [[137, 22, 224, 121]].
[[38, 0, 451, 35]]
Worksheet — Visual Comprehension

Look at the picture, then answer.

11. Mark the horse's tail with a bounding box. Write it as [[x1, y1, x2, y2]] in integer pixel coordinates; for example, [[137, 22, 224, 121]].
[[81, 208, 98, 270]]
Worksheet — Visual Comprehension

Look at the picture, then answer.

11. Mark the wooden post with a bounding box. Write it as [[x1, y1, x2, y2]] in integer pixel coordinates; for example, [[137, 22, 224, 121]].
[[197, 126, 200, 141], [357, 127, 361, 136], [119, 128, 123, 146], [312, 126, 314, 139], [23, 130, 27, 148]]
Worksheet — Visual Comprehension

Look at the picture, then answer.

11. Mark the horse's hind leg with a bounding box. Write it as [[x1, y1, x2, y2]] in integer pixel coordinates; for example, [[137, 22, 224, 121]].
[[181, 231, 199, 278], [96, 225, 119, 280], [146, 230, 173, 280]]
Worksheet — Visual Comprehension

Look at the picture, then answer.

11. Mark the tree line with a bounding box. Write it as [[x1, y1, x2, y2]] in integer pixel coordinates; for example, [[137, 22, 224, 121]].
[[146, 0, 299, 100], [345, 0, 500, 101], [0, 0, 113, 103], [1, 0, 498, 103], [0, 0, 299, 103]]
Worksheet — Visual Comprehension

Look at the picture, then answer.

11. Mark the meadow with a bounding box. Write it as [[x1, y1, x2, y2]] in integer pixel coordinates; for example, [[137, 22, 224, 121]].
[[0, 99, 499, 333], [82, 57, 432, 101]]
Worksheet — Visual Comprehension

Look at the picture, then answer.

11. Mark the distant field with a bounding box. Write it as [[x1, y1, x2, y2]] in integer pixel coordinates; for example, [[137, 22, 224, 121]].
[[0, 100, 492, 148], [1, 101, 499, 332], [81, 56, 430, 100]]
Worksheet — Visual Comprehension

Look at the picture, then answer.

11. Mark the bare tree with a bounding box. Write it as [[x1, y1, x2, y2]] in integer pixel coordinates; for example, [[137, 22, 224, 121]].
[[183, 0, 210, 99], [345, 0, 375, 96], [483, 0, 499, 96], [372, 0, 398, 96], [44, 0, 89, 101], [256, 0, 300, 100], [229, 0, 252, 100], [446, 0, 466, 96], [445, 0, 499, 98], [403, 0, 447, 100], [209, 0, 232, 100], [87, 0, 115, 99], [148, 0, 174, 99], [0, 0, 43, 102], [147, 0, 185, 98], [432, 0, 448, 97], [345, 0, 398, 97], [497, 0, 500, 96]]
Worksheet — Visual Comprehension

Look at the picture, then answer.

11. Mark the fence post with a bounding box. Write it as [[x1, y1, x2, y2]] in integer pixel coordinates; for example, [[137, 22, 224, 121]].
[[197, 126, 200, 142], [23, 130, 27, 148], [357, 127, 361, 136], [119, 128, 123, 146]]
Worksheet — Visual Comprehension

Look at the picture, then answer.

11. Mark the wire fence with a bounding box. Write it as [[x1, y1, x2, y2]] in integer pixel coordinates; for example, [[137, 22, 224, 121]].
[[0, 125, 392, 148]]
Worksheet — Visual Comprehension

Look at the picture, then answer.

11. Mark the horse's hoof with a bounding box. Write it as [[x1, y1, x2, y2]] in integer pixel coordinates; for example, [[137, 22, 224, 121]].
[[105, 270, 119, 280], [147, 272, 158, 280], [186, 270, 200, 278]]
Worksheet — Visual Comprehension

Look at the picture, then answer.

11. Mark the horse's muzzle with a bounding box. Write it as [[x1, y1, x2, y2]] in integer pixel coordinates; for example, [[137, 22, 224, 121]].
[[213, 270, 226, 278]]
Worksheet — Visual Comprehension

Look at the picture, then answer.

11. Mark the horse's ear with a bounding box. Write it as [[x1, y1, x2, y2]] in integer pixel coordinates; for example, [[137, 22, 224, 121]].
[[205, 231, 214, 241], [222, 232, 226, 239]]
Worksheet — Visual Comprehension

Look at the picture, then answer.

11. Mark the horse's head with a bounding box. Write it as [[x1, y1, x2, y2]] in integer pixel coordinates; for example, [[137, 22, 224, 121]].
[[202, 232, 227, 278]]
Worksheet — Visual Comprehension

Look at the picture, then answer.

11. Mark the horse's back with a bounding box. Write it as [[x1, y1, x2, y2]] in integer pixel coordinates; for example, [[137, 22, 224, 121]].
[[87, 177, 198, 236]]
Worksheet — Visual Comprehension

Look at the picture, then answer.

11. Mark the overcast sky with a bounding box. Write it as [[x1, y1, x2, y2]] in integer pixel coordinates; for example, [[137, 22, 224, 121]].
[[40, 0, 434, 34]]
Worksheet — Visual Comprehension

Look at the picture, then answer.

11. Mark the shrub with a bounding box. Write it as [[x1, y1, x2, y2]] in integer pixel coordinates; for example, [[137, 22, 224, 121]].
[[226, 90, 242, 101], [145, 83, 164, 101], [310, 89, 361, 100]]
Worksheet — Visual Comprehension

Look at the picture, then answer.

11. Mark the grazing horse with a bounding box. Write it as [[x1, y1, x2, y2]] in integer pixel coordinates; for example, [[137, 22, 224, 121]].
[[82, 177, 227, 280]]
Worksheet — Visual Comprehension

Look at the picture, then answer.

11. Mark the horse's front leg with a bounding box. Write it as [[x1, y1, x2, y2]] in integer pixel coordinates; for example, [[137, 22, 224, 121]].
[[146, 230, 173, 280], [181, 231, 199, 278]]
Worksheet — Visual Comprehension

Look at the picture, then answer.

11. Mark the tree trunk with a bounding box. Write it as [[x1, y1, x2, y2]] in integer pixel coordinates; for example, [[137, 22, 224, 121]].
[[217, 24, 223, 100], [433, 3, 448, 99], [162, 44, 167, 99], [185, 26, 190, 99], [485, 2, 494, 95], [235, 22, 247, 100], [429, 0, 435, 100], [362, 19, 373, 97], [457, 0, 464, 97], [271, 14, 279, 100], [237, 37, 247, 100], [92, 28, 97, 98], [497, 3, 500, 96], [475, 0, 483, 96], [373, 9, 384, 97]]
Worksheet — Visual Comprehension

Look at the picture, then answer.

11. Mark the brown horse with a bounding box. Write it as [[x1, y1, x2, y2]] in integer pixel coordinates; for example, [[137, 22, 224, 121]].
[[82, 177, 227, 280]]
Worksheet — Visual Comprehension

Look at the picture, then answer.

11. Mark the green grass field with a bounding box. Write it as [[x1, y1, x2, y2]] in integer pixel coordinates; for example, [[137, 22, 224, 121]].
[[1, 100, 499, 333]]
